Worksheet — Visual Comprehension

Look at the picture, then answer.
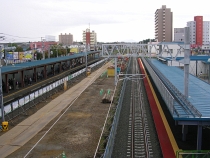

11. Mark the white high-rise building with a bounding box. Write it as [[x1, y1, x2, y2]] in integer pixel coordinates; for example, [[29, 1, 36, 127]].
[[203, 21, 210, 45], [187, 21, 196, 44], [187, 16, 210, 46]]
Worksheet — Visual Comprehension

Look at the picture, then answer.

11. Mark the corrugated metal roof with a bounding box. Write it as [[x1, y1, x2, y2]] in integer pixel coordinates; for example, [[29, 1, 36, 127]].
[[151, 58, 210, 120], [158, 41, 185, 45], [1, 52, 96, 74], [161, 55, 210, 62]]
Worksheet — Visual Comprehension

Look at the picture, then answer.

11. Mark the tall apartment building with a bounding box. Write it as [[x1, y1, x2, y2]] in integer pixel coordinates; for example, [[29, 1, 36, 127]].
[[194, 16, 203, 45], [187, 21, 196, 44], [203, 21, 210, 45], [59, 33, 73, 46], [187, 16, 210, 46], [174, 28, 185, 42], [83, 28, 97, 51], [155, 5, 173, 42]]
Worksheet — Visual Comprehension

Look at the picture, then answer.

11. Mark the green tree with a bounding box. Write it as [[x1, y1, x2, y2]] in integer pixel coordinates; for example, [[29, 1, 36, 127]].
[[25, 46, 31, 51], [44, 51, 48, 59], [139, 39, 156, 44], [15, 46, 23, 52], [36, 52, 43, 60]]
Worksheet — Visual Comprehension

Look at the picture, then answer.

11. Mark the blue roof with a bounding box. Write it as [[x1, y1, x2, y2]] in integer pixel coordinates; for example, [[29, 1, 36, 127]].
[[150, 59, 210, 121], [160, 55, 210, 63], [1, 52, 98, 74], [158, 41, 185, 45]]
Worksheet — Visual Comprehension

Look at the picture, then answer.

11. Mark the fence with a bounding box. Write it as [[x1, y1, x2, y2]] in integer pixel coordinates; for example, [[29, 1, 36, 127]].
[[102, 58, 131, 158]]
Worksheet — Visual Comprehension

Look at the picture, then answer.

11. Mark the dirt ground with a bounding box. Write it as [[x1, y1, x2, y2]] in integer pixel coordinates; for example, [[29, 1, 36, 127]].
[[6, 74, 116, 158]]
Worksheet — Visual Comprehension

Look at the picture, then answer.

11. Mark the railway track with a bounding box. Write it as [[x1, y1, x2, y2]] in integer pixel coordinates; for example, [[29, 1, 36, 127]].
[[127, 58, 153, 158]]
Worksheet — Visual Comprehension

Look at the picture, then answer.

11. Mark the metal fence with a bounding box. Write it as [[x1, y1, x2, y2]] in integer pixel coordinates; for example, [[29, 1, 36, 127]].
[[141, 58, 176, 116], [0, 59, 106, 121], [102, 58, 131, 158]]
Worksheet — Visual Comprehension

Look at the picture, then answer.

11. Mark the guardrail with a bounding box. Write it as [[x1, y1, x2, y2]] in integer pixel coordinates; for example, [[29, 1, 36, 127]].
[[142, 58, 176, 116]]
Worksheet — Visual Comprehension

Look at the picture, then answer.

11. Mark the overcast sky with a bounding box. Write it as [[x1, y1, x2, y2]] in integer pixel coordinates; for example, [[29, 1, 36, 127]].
[[1, 0, 210, 43]]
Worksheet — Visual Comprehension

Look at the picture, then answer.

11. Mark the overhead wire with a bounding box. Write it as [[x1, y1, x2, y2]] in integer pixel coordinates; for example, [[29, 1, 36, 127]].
[[1, 33, 41, 39]]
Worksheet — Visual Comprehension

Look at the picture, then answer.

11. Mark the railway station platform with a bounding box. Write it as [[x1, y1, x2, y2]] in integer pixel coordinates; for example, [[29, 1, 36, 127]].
[[138, 58, 179, 158], [0, 60, 112, 158], [142, 57, 210, 151]]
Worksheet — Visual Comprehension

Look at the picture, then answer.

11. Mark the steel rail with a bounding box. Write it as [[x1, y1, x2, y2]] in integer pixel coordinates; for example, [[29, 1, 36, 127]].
[[128, 58, 153, 158]]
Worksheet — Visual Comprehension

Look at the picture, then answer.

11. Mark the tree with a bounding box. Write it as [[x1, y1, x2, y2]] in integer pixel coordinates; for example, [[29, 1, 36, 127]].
[[15, 46, 23, 52], [25, 46, 31, 51], [139, 39, 156, 44], [36, 51, 43, 60]]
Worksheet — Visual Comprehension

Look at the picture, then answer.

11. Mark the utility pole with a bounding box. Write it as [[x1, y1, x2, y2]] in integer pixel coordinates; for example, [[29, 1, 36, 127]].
[[48, 45, 51, 59], [41, 37, 45, 59], [85, 44, 87, 72], [56, 46, 58, 57]]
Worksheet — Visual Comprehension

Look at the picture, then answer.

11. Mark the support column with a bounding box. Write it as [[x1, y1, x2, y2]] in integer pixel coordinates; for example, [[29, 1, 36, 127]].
[[59, 62, 62, 73], [69, 60, 72, 70], [196, 60, 198, 76], [44, 65, 47, 79], [184, 26, 190, 99], [149, 39, 151, 59], [52, 64, 55, 76], [21, 70, 24, 87], [34, 68, 37, 82], [159, 45, 162, 56], [208, 64, 210, 83], [115, 58, 117, 86], [181, 27, 191, 141], [0, 67, 4, 122], [182, 125, 188, 141], [5, 74, 8, 93], [13, 74, 16, 90], [197, 125, 202, 150]]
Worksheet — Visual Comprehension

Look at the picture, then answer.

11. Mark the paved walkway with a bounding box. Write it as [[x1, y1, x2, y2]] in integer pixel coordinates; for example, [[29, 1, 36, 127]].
[[0, 61, 111, 158]]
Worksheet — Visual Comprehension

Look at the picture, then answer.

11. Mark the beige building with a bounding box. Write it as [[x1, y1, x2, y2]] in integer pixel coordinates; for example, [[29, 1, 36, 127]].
[[83, 28, 97, 51], [155, 5, 173, 42], [59, 33, 73, 46]]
